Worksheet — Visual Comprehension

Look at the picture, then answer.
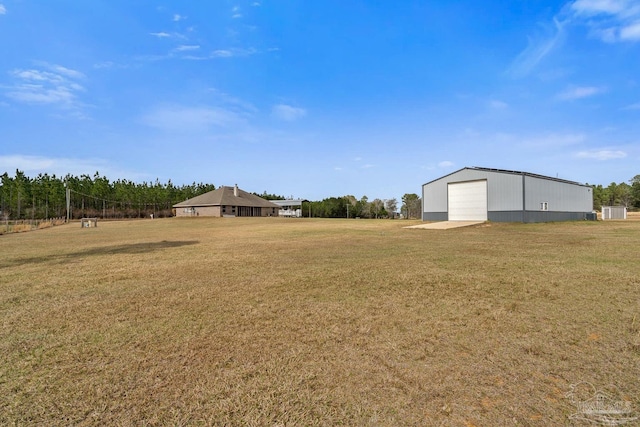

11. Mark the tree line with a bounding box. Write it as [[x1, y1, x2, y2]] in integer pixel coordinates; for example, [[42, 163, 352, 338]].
[[0, 170, 423, 221], [0, 170, 215, 220], [590, 176, 640, 210], [300, 193, 421, 219], [2, 170, 637, 221]]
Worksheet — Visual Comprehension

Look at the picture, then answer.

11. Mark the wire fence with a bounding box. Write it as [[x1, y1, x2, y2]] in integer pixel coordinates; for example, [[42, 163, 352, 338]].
[[0, 218, 67, 235]]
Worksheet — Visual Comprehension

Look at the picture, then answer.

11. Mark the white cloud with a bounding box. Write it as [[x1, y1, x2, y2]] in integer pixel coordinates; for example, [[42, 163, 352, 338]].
[[93, 61, 113, 69], [211, 50, 233, 58], [7, 86, 77, 104], [361, 164, 375, 169], [141, 105, 245, 132], [0, 154, 56, 171], [556, 85, 605, 100], [210, 47, 257, 58], [0, 4, 6, 14], [13, 69, 62, 82], [569, 0, 640, 42], [49, 64, 85, 79], [620, 21, 640, 40], [576, 149, 627, 159], [506, 18, 566, 78], [438, 161, 454, 168], [509, 0, 640, 76], [0, 154, 148, 180], [570, 0, 627, 16], [207, 88, 258, 114], [174, 45, 200, 52], [139, 46, 256, 62], [150, 32, 171, 38], [271, 104, 307, 121], [231, 5, 243, 18], [173, 14, 185, 22], [4, 64, 86, 109]]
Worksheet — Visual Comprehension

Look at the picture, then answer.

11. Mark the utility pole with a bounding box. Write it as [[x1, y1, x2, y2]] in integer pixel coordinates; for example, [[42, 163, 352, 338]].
[[65, 180, 70, 223]]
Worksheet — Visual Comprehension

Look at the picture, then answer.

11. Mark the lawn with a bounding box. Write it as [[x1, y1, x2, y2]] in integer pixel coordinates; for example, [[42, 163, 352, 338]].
[[1, 218, 639, 426]]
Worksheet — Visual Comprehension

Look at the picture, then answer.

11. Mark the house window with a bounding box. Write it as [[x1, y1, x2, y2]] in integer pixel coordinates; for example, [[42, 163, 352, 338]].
[[222, 206, 226, 213], [540, 202, 548, 211]]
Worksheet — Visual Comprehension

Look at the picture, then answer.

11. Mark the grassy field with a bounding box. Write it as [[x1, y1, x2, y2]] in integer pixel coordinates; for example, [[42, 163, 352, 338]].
[[1, 218, 639, 426]]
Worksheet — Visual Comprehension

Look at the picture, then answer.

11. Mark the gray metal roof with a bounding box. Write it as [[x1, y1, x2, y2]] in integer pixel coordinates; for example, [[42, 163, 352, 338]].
[[173, 186, 280, 208], [422, 166, 588, 187]]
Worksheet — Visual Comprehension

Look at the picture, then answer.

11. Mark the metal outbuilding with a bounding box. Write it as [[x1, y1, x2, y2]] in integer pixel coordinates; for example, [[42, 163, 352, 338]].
[[422, 167, 593, 223], [601, 206, 627, 220]]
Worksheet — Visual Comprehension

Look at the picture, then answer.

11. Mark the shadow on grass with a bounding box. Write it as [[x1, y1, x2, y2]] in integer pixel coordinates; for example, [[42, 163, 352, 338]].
[[2, 240, 200, 268]]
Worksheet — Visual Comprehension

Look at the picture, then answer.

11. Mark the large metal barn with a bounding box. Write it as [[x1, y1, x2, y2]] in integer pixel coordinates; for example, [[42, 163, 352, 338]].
[[422, 167, 593, 223]]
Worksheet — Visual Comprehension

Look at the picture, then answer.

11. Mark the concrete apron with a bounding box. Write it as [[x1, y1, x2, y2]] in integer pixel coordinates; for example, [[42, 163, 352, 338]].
[[404, 221, 485, 230]]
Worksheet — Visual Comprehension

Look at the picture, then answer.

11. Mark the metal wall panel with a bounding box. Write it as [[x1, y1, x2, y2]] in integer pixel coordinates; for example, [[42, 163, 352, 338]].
[[524, 211, 588, 222], [423, 212, 448, 221], [422, 179, 449, 212], [524, 176, 592, 212], [488, 211, 588, 222], [486, 172, 522, 211], [423, 168, 522, 213], [488, 211, 524, 222]]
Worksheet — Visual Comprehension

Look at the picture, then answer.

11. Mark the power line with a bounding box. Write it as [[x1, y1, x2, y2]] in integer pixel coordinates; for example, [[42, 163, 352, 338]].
[[68, 188, 171, 209]]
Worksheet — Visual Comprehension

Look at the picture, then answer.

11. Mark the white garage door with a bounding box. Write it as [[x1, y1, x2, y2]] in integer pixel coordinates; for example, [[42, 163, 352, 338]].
[[448, 180, 487, 221]]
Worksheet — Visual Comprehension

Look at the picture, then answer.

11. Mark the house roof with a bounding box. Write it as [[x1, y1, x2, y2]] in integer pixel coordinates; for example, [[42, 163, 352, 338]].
[[173, 186, 280, 208]]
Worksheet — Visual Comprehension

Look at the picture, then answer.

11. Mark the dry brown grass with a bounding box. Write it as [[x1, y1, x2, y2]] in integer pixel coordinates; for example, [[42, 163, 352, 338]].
[[8, 224, 32, 233], [1, 218, 639, 426]]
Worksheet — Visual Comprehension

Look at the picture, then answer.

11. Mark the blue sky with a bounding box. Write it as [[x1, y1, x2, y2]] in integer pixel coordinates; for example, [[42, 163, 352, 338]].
[[1, 1, 639, 201]]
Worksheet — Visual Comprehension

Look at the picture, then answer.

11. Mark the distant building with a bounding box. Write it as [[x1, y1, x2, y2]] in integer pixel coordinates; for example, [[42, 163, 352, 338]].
[[173, 184, 279, 217], [269, 199, 305, 217], [422, 167, 593, 223]]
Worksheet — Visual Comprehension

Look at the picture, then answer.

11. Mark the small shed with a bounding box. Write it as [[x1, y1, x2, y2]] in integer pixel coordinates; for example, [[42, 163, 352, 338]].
[[81, 218, 98, 227], [601, 206, 627, 220]]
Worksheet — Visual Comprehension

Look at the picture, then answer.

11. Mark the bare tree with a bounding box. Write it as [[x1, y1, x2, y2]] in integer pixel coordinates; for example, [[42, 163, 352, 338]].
[[371, 198, 384, 218], [385, 198, 397, 218]]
